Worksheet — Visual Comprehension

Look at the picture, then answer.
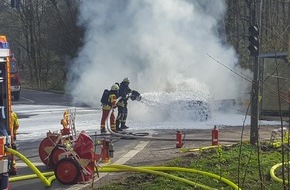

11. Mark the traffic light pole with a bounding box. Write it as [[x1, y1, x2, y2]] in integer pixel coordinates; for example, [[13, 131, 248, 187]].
[[249, 0, 261, 145], [250, 56, 259, 145]]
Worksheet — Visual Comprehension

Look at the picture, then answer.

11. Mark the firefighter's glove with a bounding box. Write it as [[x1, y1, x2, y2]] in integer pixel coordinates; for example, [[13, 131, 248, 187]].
[[136, 95, 142, 101], [130, 90, 141, 101], [11, 143, 17, 150]]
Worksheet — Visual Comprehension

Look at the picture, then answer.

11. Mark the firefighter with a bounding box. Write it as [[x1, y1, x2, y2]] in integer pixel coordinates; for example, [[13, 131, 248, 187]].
[[11, 111, 19, 141], [116, 77, 132, 132], [100, 84, 119, 133], [8, 111, 19, 175]]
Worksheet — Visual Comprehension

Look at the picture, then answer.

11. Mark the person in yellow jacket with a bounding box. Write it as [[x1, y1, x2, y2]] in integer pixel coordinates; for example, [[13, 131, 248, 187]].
[[9, 111, 19, 175], [11, 111, 19, 141], [100, 84, 119, 133]]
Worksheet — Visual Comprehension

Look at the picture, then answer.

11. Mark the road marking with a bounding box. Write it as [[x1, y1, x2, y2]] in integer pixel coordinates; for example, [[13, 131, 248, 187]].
[[53, 139, 149, 190], [20, 97, 35, 103], [114, 141, 149, 165]]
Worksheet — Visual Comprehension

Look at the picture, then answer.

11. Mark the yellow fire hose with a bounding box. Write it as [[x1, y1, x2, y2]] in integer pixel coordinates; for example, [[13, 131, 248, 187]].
[[102, 165, 241, 190], [270, 162, 290, 184], [7, 145, 241, 189], [6, 148, 55, 186], [179, 144, 234, 153], [9, 172, 54, 182], [139, 166, 240, 190], [102, 164, 216, 190], [9, 165, 221, 189]]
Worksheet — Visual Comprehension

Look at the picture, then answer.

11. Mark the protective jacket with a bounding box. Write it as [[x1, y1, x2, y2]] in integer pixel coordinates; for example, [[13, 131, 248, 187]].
[[117, 81, 132, 108], [103, 91, 118, 110], [100, 89, 118, 132], [11, 112, 19, 141]]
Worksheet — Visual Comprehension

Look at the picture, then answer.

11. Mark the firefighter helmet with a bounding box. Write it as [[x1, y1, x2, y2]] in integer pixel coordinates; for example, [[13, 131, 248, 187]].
[[111, 84, 119, 91], [122, 77, 130, 83]]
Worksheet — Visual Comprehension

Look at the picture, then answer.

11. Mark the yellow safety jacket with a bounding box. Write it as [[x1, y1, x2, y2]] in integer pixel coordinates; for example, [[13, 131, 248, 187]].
[[103, 93, 117, 111], [12, 111, 19, 136]]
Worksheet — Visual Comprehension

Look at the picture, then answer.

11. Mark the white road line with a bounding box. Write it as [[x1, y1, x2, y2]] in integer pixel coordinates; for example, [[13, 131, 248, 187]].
[[113, 141, 149, 165], [20, 97, 35, 103], [89, 140, 149, 186], [66, 140, 150, 190]]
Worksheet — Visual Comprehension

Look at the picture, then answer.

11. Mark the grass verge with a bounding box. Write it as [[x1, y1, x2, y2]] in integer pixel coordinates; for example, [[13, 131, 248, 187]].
[[95, 143, 288, 189]]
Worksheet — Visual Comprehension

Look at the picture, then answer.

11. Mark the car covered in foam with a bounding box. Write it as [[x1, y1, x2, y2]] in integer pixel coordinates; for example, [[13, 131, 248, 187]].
[[132, 90, 211, 122], [168, 99, 211, 121]]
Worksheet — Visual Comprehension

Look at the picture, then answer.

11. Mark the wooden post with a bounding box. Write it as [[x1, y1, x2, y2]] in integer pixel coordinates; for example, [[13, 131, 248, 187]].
[[288, 35, 290, 62]]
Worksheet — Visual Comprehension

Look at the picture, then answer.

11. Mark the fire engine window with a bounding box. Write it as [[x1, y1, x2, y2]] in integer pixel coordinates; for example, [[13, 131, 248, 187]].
[[0, 64, 4, 82], [0, 123, 8, 137], [10, 61, 17, 73]]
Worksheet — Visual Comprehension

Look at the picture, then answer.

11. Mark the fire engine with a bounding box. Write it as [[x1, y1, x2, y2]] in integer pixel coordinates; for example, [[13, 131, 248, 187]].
[[0, 35, 17, 190], [0, 36, 20, 101]]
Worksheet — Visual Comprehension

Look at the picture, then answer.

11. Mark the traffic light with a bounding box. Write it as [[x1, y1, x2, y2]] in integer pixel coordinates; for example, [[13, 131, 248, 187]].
[[248, 25, 259, 57], [11, 0, 20, 9]]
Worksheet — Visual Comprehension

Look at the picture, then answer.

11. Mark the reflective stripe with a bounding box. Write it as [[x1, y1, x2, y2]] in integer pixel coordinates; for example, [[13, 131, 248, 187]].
[[117, 101, 125, 107], [102, 105, 111, 110], [103, 94, 118, 110]]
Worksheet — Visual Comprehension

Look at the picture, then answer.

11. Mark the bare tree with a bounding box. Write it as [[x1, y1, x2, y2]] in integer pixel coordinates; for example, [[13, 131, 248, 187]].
[[0, 0, 290, 91], [0, 0, 83, 90]]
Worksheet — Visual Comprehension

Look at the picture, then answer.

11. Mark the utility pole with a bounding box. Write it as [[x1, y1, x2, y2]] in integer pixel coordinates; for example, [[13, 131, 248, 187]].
[[10, 0, 20, 9], [249, 0, 261, 145], [287, 35, 290, 190]]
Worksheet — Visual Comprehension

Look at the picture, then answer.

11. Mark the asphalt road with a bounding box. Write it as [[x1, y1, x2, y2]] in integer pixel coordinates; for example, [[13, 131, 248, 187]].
[[9, 89, 276, 190], [9, 88, 147, 190]]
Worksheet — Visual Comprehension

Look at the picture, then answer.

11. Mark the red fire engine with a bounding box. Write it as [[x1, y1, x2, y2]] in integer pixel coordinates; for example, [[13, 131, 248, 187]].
[[0, 35, 15, 190]]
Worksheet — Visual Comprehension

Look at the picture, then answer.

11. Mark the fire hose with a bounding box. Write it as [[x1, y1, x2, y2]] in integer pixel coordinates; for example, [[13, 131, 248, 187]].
[[6, 143, 242, 189], [9, 172, 54, 182], [7, 158, 240, 190], [270, 161, 290, 184], [5, 137, 243, 189], [102, 164, 241, 190], [8, 166, 237, 190], [8, 162, 241, 189], [102, 165, 216, 190], [6, 147, 56, 186]]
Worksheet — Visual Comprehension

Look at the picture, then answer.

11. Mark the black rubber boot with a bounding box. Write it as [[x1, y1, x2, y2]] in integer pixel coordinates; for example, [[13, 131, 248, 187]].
[[101, 128, 107, 134], [116, 120, 123, 132], [116, 120, 120, 129], [121, 122, 129, 129]]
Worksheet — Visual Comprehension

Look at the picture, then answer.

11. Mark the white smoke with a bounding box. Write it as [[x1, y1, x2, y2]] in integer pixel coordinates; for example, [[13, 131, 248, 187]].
[[68, 0, 246, 115]]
